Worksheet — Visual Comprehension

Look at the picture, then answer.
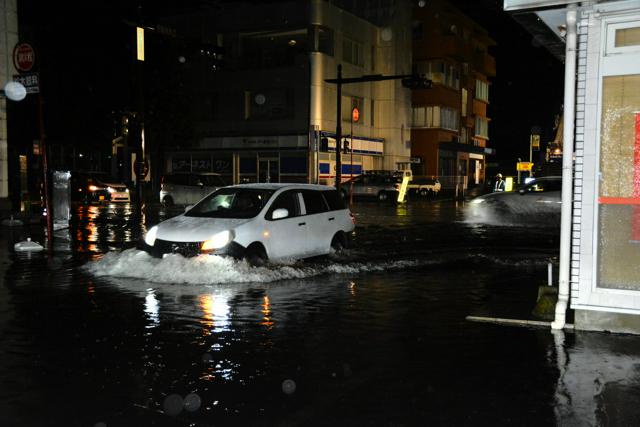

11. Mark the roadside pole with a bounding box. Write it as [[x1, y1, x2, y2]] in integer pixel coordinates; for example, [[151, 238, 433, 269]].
[[38, 86, 53, 252], [335, 65, 342, 190]]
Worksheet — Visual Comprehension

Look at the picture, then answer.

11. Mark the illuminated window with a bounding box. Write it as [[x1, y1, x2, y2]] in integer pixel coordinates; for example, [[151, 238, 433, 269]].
[[415, 61, 458, 89], [461, 88, 468, 117], [475, 116, 489, 138], [412, 106, 458, 130], [475, 80, 489, 102]]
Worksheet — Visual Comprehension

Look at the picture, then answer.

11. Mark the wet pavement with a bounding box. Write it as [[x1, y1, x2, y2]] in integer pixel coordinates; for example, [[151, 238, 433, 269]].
[[1, 198, 640, 426]]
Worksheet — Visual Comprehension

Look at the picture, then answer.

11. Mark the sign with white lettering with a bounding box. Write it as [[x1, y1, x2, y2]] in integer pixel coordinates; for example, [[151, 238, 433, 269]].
[[13, 73, 39, 94]]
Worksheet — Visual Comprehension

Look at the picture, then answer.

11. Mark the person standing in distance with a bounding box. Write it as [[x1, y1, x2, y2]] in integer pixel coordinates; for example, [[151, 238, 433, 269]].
[[494, 173, 506, 192]]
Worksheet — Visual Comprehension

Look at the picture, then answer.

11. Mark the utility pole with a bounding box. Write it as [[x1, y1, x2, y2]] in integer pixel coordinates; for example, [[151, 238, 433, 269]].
[[325, 68, 431, 192], [335, 65, 342, 189]]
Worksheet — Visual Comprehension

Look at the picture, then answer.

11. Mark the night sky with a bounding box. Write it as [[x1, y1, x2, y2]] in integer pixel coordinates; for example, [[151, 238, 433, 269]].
[[12, 0, 565, 174]]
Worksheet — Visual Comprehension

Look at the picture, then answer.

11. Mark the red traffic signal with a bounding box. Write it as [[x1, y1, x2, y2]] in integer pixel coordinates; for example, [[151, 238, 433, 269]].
[[401, 74, 432, 89]]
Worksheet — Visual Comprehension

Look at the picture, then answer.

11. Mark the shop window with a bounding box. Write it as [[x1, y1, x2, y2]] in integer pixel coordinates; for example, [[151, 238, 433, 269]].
[[597, 74, 640, 290]]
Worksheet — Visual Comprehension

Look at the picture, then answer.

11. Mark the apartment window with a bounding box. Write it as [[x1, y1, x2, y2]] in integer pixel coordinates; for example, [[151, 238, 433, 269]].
[[343, 38, 364, 66], [312, 26, 334, 56], [475, 116, 489, 138], [440, 107, 459, 131], [415, 61, 459, 89], [460, 127, 469, 144], [412, 106, 458, 131], [412, 21, 423, 40], [461, 88, 468, 117], [475, 80, 489, 102], [370, 99, 375, 126], [371, 45, 376, 71]]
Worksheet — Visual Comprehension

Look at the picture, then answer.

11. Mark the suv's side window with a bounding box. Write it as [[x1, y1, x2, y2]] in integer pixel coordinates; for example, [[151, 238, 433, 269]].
[[266, 190, 300, 220], [190, 174, 204, 186], [167, 174, 189, 185], [322, 190, 345, 211], [302, 190, 329, 215]]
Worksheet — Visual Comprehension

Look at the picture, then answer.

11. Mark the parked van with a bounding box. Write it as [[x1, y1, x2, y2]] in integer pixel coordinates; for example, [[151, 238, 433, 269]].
[[160, 172, 227, 206]]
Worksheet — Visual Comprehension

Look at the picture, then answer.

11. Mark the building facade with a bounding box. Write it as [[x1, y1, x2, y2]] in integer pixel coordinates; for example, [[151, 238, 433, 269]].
[[410, 0, 496, 189], [159, 0, 412, 186], [0, 0, 19, 214], [506, 0, 640, 334]]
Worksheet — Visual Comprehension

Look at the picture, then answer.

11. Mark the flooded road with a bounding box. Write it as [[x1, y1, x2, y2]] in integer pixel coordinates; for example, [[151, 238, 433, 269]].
[[2, 199, 640, 426]]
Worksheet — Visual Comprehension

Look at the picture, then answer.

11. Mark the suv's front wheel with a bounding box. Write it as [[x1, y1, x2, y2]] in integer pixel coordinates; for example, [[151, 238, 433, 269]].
[[246, 243, 268, 267], [162, 196, 174, 207]]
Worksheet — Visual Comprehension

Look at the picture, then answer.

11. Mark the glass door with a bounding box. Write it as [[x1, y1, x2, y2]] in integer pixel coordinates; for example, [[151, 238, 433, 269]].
[[258, 158, 279, 183]]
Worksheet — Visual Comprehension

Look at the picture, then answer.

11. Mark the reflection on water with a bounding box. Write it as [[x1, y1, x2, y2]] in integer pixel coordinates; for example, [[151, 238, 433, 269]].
[[144, 288, 160, 327], [199, 292, 231, 334], [4, 201, 640, 425]]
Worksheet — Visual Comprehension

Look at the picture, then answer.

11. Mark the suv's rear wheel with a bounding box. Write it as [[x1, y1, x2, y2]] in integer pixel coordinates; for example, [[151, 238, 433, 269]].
[[162, 196, 174, 207], [330, 232, 346, 255]]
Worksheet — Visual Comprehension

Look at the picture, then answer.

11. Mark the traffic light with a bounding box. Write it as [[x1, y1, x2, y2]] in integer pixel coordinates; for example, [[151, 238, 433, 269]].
[[320, 137, 329, 152], [401, 74, 432, 89], [121, 115, 130, 136], [342, 139, 350, 154]]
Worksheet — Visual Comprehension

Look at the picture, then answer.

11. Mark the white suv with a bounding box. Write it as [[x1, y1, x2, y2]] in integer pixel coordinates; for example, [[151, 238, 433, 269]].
[[144, 183, 355, 264]]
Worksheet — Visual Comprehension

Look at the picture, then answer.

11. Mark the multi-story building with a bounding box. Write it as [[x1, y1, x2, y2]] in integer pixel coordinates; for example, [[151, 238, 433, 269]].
[[156, 0, 412, 186], [409, 0, 495, 188]]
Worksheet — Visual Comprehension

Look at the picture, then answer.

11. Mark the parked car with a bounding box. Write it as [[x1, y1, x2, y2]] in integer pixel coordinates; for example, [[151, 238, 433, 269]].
[[71, 172, 130, 203], [144, 183, 355, 264], [341, 172, 401, 201], [466, 176, 562, 225], [160, 172, 227, 207]]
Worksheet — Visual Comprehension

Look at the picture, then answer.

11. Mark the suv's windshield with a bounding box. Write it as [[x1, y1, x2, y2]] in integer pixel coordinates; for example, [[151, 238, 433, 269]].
[[185, 188, 274, 218]]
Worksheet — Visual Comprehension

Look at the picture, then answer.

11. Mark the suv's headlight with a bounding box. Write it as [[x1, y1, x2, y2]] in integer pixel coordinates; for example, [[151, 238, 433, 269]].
[[201, 230, 234, 251], [107, 186, 115, 193], [145, 226, 158, 246]]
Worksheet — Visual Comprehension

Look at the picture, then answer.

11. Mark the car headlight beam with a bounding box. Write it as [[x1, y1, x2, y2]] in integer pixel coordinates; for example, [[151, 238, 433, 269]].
[[201, 230, 234, 251], [145, 226, 158, 246], [471, 198, 485, 204]]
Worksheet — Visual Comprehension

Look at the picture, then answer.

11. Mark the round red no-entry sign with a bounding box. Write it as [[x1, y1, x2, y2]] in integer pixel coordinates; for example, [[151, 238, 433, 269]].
[[14, 43, 35, 72]]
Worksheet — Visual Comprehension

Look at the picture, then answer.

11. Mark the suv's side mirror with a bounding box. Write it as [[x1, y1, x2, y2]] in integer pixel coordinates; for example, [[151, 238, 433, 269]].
[[272, 208, 289, 220]]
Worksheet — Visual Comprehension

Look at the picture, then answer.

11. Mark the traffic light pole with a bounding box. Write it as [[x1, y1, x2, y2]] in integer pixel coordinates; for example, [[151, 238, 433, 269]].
[[335, 65, 342, 189], [325, 67, 430, 191]]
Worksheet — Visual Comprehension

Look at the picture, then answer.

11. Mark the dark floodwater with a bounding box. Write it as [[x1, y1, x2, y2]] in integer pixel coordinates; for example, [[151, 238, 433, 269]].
[[2, 200, 640, 426]]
